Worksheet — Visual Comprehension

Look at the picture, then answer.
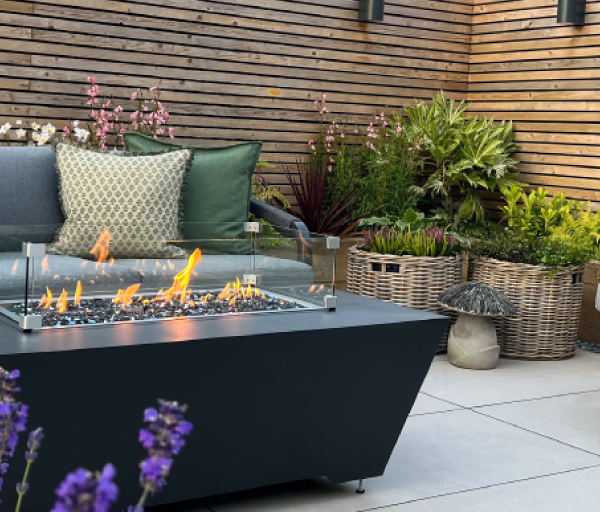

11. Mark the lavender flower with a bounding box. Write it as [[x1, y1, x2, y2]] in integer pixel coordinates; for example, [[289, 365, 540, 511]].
[[0, 368, 20, 400], [0, 367, 28, 496], [25, 427, 44, 462], [136, 400, 192, 497], [50, 464, 118, 512]]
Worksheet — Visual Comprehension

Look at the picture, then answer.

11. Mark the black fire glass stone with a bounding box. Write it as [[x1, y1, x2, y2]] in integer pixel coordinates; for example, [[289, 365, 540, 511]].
[[0, 291, 448, 512]]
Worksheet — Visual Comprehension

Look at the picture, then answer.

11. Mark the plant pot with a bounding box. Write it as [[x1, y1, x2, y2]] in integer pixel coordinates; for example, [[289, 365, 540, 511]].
[[346, 246, 464, 353], [578, 260, 600, 344], [469, 257, 584, 360]]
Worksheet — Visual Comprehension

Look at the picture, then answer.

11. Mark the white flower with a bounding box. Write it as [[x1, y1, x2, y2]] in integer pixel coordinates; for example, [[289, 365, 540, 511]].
[[15, 120, 22, 125], [31, 122, 40, 131], [32, 132, 41, 142], [41, 123, 56, 135], [37, 135, 49, 146], [27, 141, 35, 147], [74, 127, 90, 142], [16, 128, 26, 139], [72, 120, 80, 127], [0, 123, 11, 135]]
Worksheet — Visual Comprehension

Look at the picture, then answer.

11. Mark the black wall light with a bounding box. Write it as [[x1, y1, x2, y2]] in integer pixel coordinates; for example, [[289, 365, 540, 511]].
[[359, 0, 385, 22], [557, 0, 586, 24]]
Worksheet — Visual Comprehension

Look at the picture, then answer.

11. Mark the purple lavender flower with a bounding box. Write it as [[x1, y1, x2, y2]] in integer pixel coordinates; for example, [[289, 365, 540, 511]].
[[137, 400, 192, 494], [50, 464, 118, 512], [0, 368, 20, 400], [25, 427, 43, 462]]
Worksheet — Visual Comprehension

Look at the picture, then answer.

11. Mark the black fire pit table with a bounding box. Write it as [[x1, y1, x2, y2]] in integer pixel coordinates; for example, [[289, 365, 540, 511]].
[[0, 291, 448, 511]]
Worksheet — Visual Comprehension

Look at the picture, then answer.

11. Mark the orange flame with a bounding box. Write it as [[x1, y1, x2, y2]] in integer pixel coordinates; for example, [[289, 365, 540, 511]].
[[90, 227, 112, 267], [217, 282, 232, 301], [74, 280, 82, 307], [228, 296, 236, 306], [164, 249, 202, 302], [11, 260, 18, 275], [56, 289, 68, 313], [317, 284, 325, 292], [113, 283, 141, 307], [308, 285, 316, 293], [255, 287, 260, 297], [43, 286, 53, 309], [41, 256, 49, 273]]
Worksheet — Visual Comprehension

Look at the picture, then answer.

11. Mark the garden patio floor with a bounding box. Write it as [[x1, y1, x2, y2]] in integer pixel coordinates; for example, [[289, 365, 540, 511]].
[[154, 348, 600, 512]]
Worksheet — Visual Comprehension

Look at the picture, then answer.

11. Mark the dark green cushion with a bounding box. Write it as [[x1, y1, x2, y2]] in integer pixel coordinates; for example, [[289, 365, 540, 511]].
[[123, 133, 262, 254]]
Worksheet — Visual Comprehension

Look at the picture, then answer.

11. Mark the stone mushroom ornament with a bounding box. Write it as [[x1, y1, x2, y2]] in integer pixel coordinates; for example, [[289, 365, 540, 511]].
[[438, 283, 516, 370]]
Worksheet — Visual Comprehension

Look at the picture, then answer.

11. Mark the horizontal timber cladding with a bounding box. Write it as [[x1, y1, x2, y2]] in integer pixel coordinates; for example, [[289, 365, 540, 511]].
[[468, 0, 600, 207], [0, 0, 470, 200]]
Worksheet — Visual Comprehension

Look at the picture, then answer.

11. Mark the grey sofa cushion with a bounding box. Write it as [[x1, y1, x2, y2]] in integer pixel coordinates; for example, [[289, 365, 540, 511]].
[[116, 255, 313, 289], [0, 253, 141, 300], [0, 253, 312, 302], [0, 147, 63, 228]]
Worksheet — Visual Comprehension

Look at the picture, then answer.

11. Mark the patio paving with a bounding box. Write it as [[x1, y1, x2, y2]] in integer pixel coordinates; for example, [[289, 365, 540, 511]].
[[152, 349, 600, 512]]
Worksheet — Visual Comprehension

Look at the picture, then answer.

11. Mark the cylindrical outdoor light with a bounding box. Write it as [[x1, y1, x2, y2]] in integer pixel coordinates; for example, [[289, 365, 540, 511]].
[[557, 0, 586, 24], [359, 0, 385, 22]]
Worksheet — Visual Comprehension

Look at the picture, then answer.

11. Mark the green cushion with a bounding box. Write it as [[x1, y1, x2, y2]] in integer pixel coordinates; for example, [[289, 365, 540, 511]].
[[123, 133, 262, 254]]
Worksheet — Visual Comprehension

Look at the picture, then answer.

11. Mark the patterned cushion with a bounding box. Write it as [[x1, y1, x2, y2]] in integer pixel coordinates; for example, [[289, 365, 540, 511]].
[[47, 140, 194, 259]]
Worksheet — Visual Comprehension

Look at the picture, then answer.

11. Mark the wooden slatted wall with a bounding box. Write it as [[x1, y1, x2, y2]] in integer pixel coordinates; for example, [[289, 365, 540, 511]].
[[0, 0, 470, 199], [469, 0, 600, 210]]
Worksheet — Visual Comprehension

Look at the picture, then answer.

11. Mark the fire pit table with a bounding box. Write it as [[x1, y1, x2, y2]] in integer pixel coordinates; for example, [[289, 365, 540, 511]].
[[0, 224, 448, 511]]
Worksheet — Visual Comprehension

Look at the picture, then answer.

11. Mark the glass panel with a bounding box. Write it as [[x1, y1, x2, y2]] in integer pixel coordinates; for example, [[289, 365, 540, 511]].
[[0, 222, 335, 330]]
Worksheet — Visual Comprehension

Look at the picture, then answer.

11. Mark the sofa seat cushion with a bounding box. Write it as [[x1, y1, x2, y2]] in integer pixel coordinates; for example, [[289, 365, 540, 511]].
[[116, 255, 313, 290], [0, 253, 142, 300]]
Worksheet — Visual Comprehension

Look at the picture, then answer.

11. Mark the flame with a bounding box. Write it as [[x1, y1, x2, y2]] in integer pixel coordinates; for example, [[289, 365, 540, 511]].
[[74, 280, 82, 307], [108, 258, 115, 266], [201, 296, 207, 304], [41, 256, 49, 273], [113, 283, 141, 307], [167, 260, 174, 270], [228, 296, 236, 306], [164, 249, 202, 302], [56, 289, 68, 313], [90, 227, 112, 267], [255, 287, 260, 297], [317, 284, 325, 292], [11, 260, 18, 275], [217, 282, 232, 301], [308, 285, 316, 293], [43, 286, 52, 309]]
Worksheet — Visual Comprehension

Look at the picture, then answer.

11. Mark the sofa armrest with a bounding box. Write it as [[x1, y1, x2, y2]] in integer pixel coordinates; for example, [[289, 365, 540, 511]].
[[249, 198, 312, 264]]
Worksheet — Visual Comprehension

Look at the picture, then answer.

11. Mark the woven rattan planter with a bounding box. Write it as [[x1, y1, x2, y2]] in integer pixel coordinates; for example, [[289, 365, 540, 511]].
[[469, 257, 584, 361], [347, 246, 464, 352]]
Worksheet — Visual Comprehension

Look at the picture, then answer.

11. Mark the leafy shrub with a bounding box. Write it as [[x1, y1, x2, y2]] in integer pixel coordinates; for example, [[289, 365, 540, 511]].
[[363, 226, 462, 257], [469, 229, 593, 273], [252, 161, 290, 210], [309, 95, 421, 219], [284, 159, 367, 235], [405, 91, 522, 225]]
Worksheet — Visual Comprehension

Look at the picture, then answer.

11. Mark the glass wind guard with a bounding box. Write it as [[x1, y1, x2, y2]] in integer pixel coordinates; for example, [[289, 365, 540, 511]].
[[0, 222, 336, 331]]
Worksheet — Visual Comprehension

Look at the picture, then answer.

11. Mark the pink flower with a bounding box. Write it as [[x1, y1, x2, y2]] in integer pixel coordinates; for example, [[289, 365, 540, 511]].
[[322, 94, 327, 100], [416, 145, 421, 150], [87, 75, 95, 84], [308, 140, 314, 145], [417, 103, 423, 107], [131, 92, 138, 100], [329, 157, 335, 163], [149, 86, 158, 92], [63, 126, 71, 137], [156, 128, 165, 136], [114, 105, 123, 113], [419, 138, 424, 143], [408, 147, 413, 152], [354, 129, 359, 134], [327, 165, 332, 172], [340, 133, 345, 138], [320, 107, 328, 114], [168, 126, 175, 139], [310, 145, 316, 151]]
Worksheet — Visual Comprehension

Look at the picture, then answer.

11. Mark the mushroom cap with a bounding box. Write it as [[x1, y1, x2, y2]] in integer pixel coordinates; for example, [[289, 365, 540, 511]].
[[438, 282, 516, 317]]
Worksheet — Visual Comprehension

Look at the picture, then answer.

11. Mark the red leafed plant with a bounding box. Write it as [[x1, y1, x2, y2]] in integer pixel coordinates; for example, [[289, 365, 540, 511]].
[[284, 159, 368, 236]]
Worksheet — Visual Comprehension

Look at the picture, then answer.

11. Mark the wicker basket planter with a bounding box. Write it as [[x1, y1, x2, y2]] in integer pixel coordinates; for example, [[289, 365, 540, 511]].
[[469, 257, 584, 360], [347, 246, 464, 352]]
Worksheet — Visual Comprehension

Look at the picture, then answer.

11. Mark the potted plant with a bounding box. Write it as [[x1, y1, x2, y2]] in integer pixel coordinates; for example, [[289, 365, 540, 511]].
[[468, 185, 600, 360], [346, 218, 466, 352]]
